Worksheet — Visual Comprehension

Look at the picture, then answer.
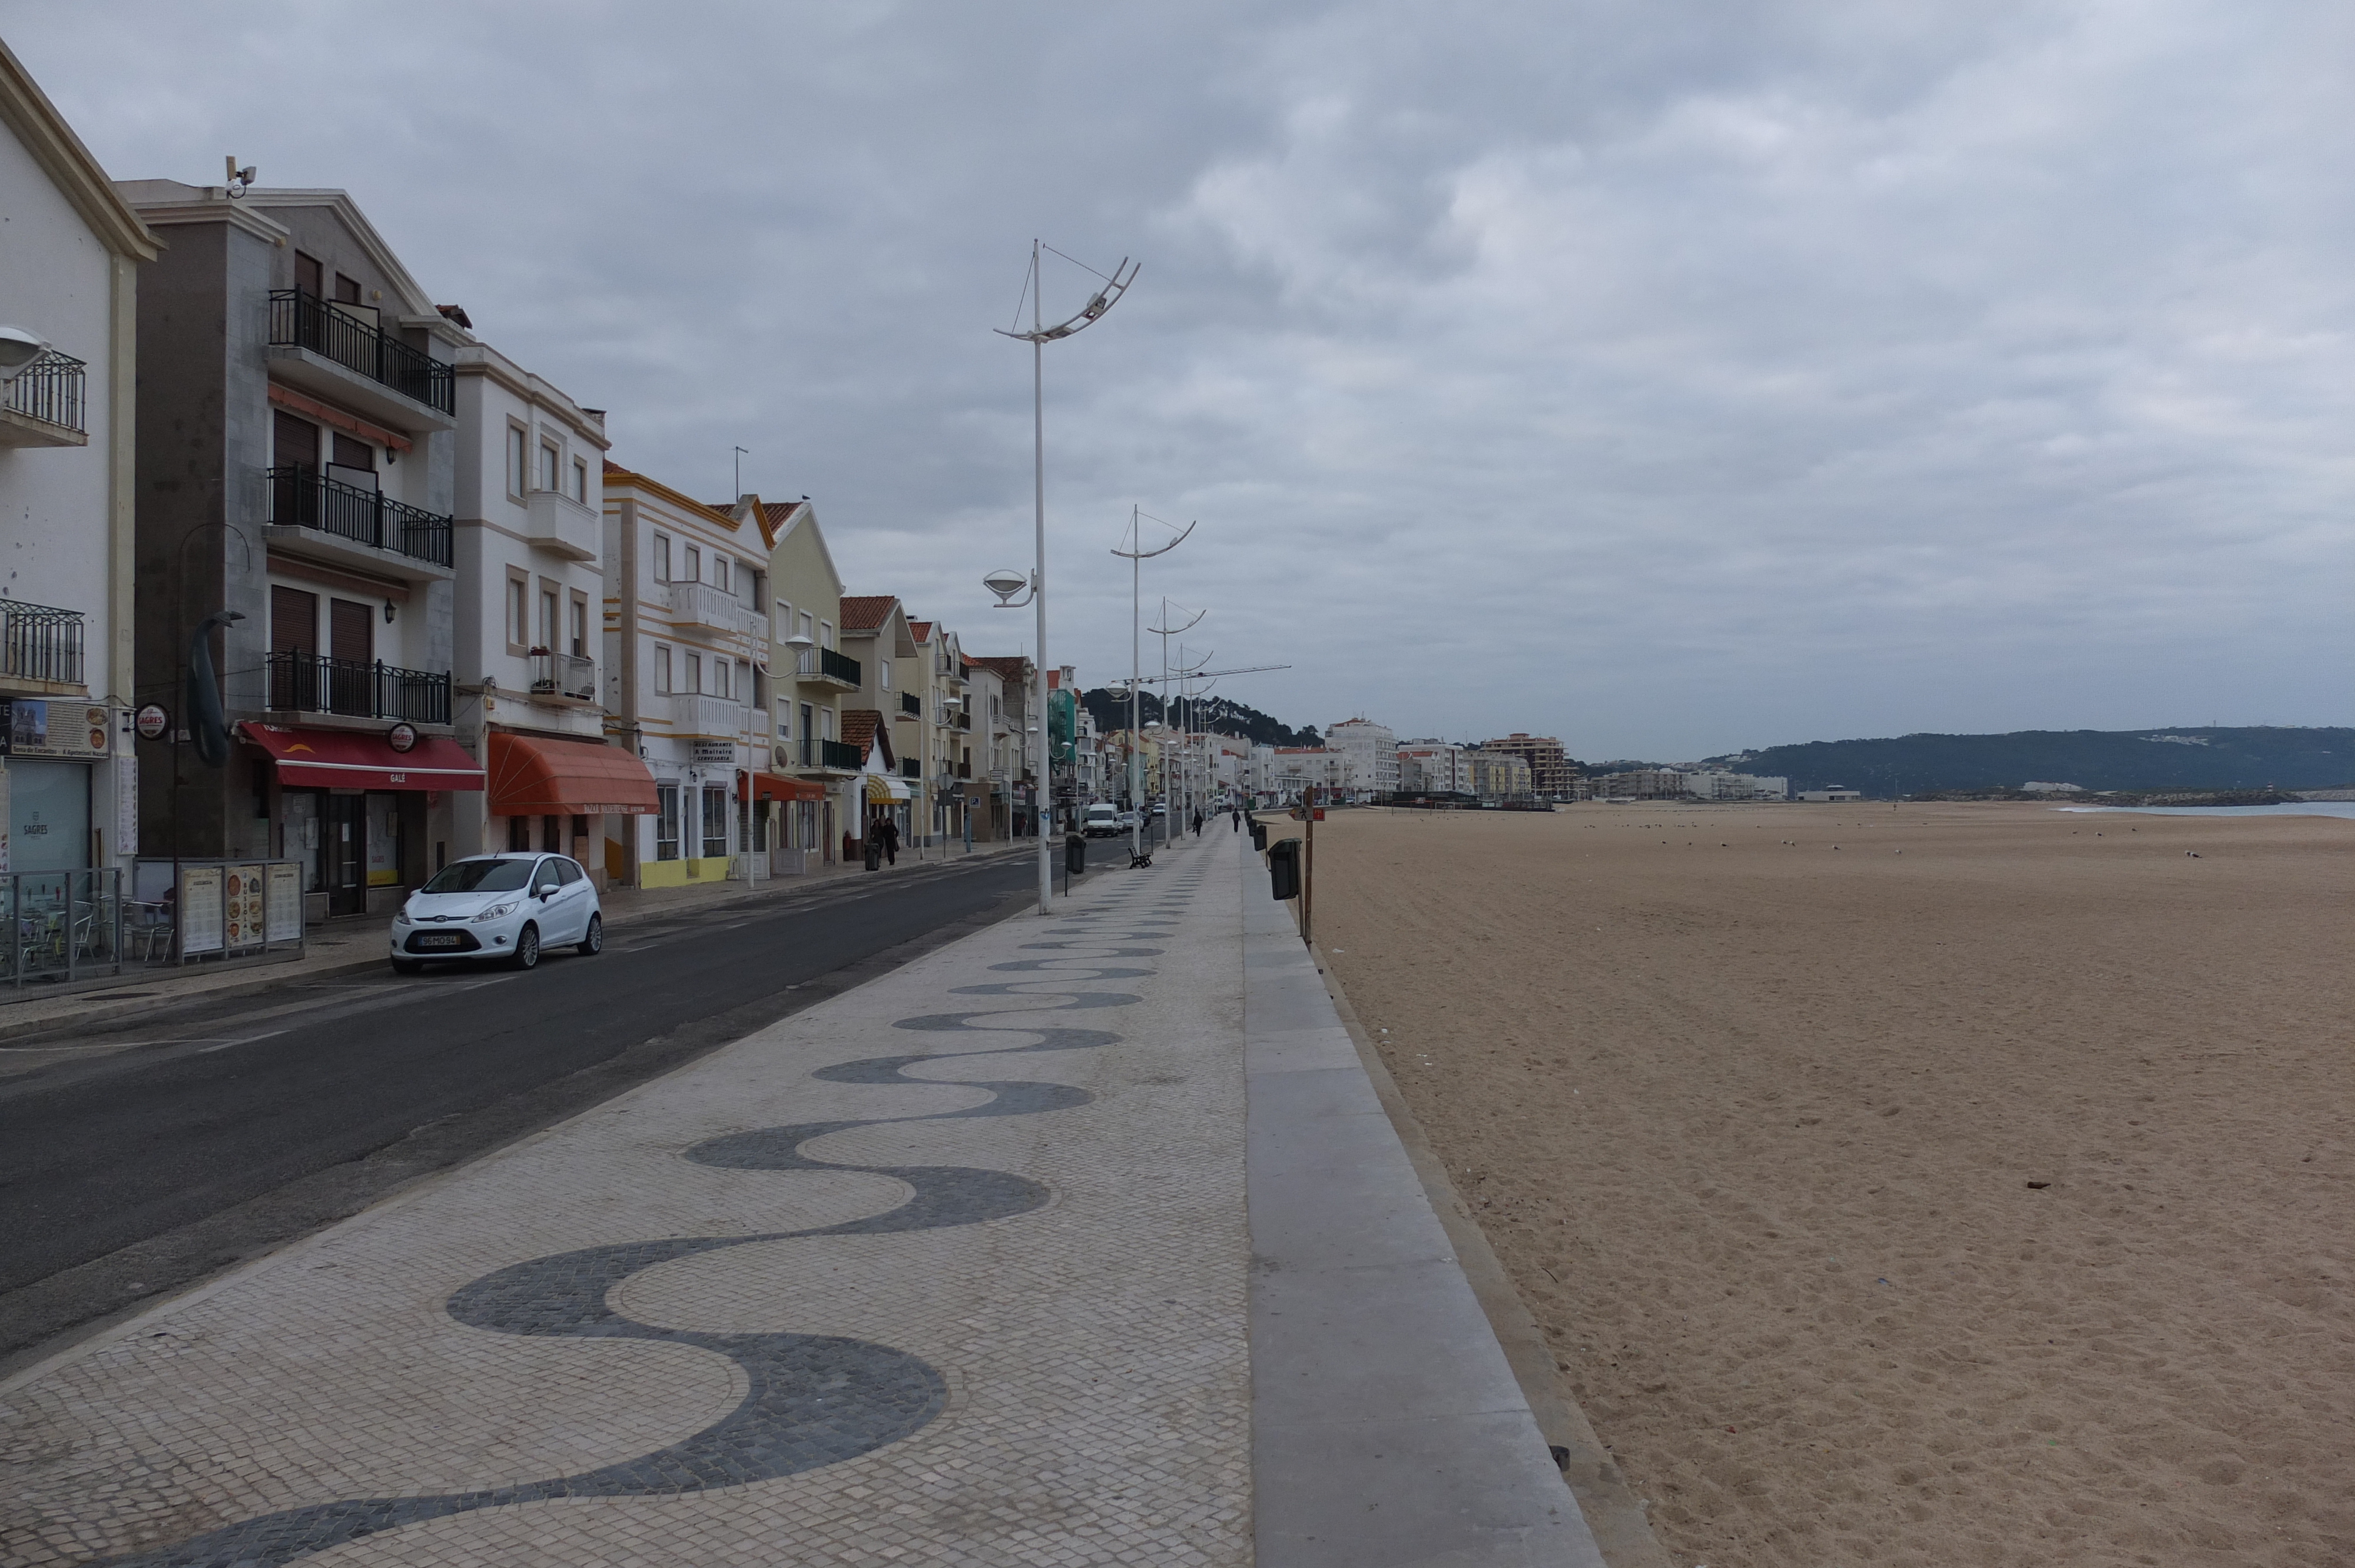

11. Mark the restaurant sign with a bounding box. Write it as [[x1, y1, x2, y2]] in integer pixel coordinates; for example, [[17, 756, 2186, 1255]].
[[0, 699, 111, 759]]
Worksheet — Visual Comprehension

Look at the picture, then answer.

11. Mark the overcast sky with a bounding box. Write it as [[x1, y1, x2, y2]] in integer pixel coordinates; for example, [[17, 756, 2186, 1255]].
[[9, 2, 2351, 760]]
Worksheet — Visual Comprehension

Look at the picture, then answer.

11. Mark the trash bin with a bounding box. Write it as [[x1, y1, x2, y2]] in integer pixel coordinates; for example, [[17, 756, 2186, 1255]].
[[863, 838, 883, 871], [1267, 838, 1300, 901], [1250, 820, 1268, 852], [1065, 833, 1086, 876]]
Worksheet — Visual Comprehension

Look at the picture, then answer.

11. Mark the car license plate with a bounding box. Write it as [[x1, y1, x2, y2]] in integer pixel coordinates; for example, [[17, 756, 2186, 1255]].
[[414, 934, 462, 948]]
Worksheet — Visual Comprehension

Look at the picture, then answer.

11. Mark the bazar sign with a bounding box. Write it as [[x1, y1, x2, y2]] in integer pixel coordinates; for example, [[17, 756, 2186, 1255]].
[[0, 699, 111, 759]]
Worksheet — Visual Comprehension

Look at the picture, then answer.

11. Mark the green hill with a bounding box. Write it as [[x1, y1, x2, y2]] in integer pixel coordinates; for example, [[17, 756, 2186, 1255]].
[[1079, 689, 1320, 749], [1706, 726, 2355, 797]]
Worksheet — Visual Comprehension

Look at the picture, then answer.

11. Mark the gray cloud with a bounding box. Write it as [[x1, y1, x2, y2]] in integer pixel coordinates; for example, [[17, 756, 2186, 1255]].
[[9, 0, 2350, 757]]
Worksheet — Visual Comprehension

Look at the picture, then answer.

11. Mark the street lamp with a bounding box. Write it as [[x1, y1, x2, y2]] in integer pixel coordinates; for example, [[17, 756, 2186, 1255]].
[[992, 242, 1137, 916], [1112, 507, 1193, 862]]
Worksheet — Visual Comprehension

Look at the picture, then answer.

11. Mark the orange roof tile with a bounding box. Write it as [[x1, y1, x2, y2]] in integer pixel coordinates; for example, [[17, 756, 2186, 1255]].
[[840, 595, 898, 631]]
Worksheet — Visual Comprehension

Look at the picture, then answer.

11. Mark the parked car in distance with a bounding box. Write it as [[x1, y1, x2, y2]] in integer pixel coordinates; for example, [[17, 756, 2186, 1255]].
[[1082, 803, 1123, 838], [390, 852, 603, 973], [1116, 810, 1141, 833]]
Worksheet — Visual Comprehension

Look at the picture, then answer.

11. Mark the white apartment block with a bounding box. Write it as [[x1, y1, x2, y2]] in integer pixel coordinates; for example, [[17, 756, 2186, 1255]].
[[602, 462, 769, 887], [448, 339, 642, 879], [1325, 717, 1399, 798], [1681, 769, 1789, 800], [1397, 741, 1470, 793], [0, 44, 155, 888]]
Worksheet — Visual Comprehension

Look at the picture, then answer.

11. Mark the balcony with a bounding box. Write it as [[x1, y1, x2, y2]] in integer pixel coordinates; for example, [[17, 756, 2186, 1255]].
[[666, 579, 741, 634], [525, 488, 599, 561], [267, 467, 455, 574], [0, 352, 88, 448], [529, 649, 598, 702], [956, 761, 971, 779], [791, 736, 864, 772], [901, 759, 922, 780], [266, 653, 450, 723], [899, 692, 921, 717], [955, 711, 972, 731], [266, 291, 456, 426], [792, 645, 860, 690], [0, 600, 87, 692], [671, 692, 747, 739]]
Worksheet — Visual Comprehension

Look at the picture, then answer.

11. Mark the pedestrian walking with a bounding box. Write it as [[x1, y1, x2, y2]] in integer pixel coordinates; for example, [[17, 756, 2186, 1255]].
[[1192, 810, 1203, 836], [880, 815, 900, 866], [1230, 808, 1240, 831]]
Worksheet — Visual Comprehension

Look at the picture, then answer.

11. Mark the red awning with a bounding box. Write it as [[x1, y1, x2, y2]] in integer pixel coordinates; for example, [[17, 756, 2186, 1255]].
[[738, 770, 827, 803], [240, 722, 485, 792], [486, 732, 659, 816]]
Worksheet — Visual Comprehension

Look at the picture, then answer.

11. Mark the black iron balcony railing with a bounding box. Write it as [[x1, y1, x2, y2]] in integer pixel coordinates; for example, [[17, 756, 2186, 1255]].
[[530, 649, 598, 701], [901, 758, 921, 779], [268, 467, 454, 567], [794, 645, 861, 686], [3, 351, 86, 434], [956, 761, 971, 779], [268, 290, 456, 414], [0, 600, 86, 686], [821, 738, 863, 770], [266, 652, 452, 724], [899, 692, 921, 716], [955, 711, 971, 730]]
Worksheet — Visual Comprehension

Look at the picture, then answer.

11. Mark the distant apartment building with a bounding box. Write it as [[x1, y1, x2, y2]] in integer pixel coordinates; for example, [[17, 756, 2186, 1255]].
[[1465, 750, 1532, 798], [122, 177, 476, 919], [1397, 740, 1470, 793], [1682, 769, 1789, 801], [837, 594, 916, 850], [1480, 732, 1578, 797], [906, 619, 970, 845], [1, 45, 157, 888], [1272, 745, 1352, 799], [965, 655, 1034, 839], [757, 494, 851, 868], [1591, 768, 1684, 799], [1326, 717, 1398, 799], [1797, 785, 1865, 802]]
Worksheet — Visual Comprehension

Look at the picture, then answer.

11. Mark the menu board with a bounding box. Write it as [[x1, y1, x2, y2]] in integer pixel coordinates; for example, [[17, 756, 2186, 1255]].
[[224, 863, 265, 949], [266, 862, 304, 943], [180, 865, 224, 956], [0, 699, 110, 759]]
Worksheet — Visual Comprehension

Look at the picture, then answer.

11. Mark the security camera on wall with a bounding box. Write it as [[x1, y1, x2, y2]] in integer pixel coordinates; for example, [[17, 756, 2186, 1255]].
[[0, 326, 49, 380]]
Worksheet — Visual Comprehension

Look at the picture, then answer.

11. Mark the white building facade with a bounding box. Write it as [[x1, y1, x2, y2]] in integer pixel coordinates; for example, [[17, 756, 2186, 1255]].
[[0, 44, 155, 888], [1325, 717, 1399, 799]]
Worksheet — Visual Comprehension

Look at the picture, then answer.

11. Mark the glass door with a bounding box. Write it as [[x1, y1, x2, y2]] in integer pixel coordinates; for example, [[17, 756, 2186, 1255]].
[[325, 793, 366, 916]]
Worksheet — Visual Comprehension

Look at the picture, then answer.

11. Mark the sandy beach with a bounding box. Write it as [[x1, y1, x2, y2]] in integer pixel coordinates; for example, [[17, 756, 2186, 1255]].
[[1296, 802, 2351, 1568]]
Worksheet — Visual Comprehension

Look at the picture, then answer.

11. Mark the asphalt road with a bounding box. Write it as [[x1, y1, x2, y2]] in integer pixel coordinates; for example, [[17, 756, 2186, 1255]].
[[0, 852, 1056, 1371]]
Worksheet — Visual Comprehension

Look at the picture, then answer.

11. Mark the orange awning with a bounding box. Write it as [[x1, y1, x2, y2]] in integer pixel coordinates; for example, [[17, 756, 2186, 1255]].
[[738, 770, 826, 803], [486, 732, 659, 816]]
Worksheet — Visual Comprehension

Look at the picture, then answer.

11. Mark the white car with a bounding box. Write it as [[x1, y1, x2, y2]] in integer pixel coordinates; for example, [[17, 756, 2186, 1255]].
[[390, 852, 603, 973]]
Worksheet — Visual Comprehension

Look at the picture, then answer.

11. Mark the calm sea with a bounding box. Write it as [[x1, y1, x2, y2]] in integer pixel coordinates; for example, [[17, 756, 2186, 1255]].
[[2057, 802, 2355, 820]]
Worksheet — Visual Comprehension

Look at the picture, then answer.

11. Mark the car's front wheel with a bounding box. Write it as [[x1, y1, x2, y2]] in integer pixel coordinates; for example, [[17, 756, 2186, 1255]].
[[577, 913, 602, 956], [511, 923, 540, 971]]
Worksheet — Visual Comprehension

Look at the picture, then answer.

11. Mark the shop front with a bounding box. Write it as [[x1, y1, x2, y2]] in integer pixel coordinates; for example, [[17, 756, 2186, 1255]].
[[485, 731, 659, 889], [1, 698, 118, 874], [739, 769, 826, 876], [240, 722, 482, 919]]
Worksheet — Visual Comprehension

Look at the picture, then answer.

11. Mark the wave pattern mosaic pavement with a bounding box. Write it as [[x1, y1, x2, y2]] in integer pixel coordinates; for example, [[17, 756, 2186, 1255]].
[[2, 850, 1242, 1567]]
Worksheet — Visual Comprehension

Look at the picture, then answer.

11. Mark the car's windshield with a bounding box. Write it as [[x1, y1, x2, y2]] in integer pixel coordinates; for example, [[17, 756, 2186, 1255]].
[[421, 858, 534, 894]]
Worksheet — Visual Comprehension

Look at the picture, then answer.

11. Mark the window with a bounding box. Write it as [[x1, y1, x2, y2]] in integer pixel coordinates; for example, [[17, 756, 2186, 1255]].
[[799, 702, 812, 742], [539, 441, 559, 493], [712, 659, 729, 700], [505, 570, 530, 655], [572, 457, 588, 502], [651, 533, 671, 583], [684, 544, 700, 583], [880, 660, 891, 691], [294, 251, 323, 297], [554, 857, 582, 885], [539, 586, 558, 652], [333, 273, 363, 306], [713, 557, 729, 593], [775, 599, 792, 642], [701, 786, 729, 858], [506, 426, 528, 499], [569, 593, 589, 657], [798, 610, 814, 642], [820, 619, 832, 649], [684, 652, 701, 694], [736, 660, 751, 701], [655, 783, 680, 861], [273, 411, 320, 471], [654, 645, 672, 693]]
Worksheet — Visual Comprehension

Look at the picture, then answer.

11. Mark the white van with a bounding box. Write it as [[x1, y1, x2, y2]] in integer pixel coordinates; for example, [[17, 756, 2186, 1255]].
[[1082, 803, 1123, 838]]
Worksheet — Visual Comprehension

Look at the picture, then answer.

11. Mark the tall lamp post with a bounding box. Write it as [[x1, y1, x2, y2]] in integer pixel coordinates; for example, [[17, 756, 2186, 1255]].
[[987, 242, 1138, 915], [1112, 506, 1193, 863]]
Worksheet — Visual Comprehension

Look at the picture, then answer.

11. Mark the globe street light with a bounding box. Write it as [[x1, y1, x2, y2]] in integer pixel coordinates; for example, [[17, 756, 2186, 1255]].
[[991, 242, 1137, 915]]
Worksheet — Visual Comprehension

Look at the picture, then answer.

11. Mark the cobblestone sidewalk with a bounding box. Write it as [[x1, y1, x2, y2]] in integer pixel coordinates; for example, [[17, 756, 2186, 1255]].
[[2, 838, 1245, 1567]]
